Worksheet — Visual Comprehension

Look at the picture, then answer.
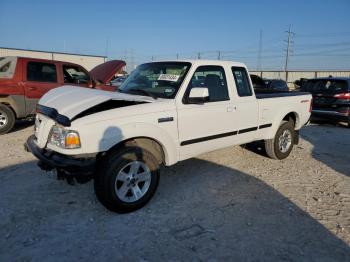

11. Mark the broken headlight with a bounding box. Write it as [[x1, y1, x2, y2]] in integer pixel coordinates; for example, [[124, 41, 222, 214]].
[[49, 125, 81, 149]]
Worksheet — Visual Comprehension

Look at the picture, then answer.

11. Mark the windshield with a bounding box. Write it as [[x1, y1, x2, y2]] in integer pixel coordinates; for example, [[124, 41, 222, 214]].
[[118, 62, 191, 99], [304, 79, 348, 94]]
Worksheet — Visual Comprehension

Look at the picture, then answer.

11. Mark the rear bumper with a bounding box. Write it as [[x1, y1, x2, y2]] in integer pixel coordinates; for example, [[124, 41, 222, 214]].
[[311, 109, 349, 122], [24, 135, 96, 175]]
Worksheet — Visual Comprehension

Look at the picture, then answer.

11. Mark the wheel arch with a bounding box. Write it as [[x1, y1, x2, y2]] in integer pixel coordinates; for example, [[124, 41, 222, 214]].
[[0, 95, 26, 118], [105, 136, 166, 166], [282, 111, 299, 128], [264, 111, 300, 139]]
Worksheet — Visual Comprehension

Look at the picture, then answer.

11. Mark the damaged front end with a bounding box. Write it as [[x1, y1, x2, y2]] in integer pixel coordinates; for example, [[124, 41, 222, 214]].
[[24, 135, 97, 184], [27, 86, 156, 184]]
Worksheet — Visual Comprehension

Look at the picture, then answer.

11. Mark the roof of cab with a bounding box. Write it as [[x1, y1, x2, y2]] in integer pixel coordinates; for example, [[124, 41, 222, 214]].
[[144, 59, 247, 68], [1, 56, 87, 68]]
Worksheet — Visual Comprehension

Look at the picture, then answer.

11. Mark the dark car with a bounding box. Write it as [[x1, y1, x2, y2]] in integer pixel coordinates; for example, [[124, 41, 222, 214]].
[[250, 74, 288, 93], [303, 77, 350, 127], [294, 78, 308, 90], [264, 79, 289, 91]]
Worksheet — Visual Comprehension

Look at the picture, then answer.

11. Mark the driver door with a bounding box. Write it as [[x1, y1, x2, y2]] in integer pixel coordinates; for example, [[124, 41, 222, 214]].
[[176, 65, 239, 160]]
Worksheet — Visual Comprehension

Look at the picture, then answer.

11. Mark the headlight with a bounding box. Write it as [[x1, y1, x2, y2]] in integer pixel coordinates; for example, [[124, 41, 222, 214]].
[[49, 125, 81, 149]]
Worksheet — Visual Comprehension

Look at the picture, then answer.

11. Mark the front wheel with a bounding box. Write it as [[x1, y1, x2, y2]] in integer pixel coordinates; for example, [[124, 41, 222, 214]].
[[265, 121, 295, 160], [94, 146, 160, 213]]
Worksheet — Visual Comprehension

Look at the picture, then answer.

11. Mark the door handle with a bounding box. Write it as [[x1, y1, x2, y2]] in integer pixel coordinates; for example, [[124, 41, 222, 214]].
[[227, 106, 237, 112], [29, 86, 37, 91]]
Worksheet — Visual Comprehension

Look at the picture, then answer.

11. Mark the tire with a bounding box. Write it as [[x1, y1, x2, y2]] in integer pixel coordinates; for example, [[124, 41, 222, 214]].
[[0, 104, 15, 135], [265, 121, 295, 160], [94, 146, 160, 213]]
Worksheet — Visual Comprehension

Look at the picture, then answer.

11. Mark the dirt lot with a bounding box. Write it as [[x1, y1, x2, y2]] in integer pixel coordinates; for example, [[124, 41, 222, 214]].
[[0, 121, 349, 261]]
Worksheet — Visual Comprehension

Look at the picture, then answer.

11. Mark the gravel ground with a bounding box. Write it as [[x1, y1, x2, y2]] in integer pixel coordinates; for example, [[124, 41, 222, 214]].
[[0, 121, 349, 261]]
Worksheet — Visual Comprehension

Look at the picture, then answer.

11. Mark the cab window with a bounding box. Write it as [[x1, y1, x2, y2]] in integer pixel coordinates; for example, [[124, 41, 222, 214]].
[[27, 62, 57, 83], [232, 67, 252, 97], [186, 66, 229, 102], [63, 65, 90, 84]]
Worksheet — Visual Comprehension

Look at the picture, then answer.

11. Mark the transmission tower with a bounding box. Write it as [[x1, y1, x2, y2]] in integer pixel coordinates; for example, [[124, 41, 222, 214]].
[[284, 25, 295, 81]]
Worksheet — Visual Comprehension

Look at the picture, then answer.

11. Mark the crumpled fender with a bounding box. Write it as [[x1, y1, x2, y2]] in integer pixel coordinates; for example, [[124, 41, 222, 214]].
[[78, 121, 179, 166]]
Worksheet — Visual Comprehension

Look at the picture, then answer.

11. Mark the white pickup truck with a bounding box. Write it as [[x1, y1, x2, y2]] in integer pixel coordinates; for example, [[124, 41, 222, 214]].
[[25, 60, 312, 213]]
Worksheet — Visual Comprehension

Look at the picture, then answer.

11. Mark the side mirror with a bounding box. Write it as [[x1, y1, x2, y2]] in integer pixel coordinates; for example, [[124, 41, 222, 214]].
[[187, 87, 209, 104]]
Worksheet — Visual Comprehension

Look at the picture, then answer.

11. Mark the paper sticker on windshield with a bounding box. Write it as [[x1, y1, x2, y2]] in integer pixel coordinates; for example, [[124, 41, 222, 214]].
[[158, 74, 180, 82], [165, 88, 175, 94]]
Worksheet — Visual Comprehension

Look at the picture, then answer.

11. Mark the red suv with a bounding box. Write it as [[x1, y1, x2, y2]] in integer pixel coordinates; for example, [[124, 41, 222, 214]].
[[0, 56, 125, 134]]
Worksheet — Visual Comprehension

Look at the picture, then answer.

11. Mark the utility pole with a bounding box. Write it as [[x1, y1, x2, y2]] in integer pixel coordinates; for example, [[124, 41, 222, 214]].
[[284, 25, 294, 82], [217, 50, 221, 60], [176, 53, 179, 60], [197, 52, 201, 59], [105, 38, 109, 59], [257, 30, 263, 70], [129, 49, 135, 71]]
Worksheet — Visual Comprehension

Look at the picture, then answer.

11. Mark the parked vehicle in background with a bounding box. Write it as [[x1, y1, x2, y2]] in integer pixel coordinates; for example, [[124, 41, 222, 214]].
[[110, 76, 127, 88], [250, 74, 288, 93], [294, 78, 308, 90], [264, 79, 288, 91], [303, 77, 350, 127], [25, 60, 312, 213], [0, 57, 125, 134]]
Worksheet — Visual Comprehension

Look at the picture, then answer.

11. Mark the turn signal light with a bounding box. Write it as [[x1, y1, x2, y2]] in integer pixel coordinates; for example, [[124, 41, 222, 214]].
[[65, 132, 81, 149]]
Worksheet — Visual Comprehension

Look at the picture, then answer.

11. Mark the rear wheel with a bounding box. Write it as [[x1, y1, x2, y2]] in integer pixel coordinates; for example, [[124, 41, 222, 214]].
[[265, 121, 295, 160], [94, 146, 160, 213], [0, 104, 15, 135]]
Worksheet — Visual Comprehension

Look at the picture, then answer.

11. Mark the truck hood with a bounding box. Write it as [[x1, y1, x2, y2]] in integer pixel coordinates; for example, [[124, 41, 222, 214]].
[[38, 86, 155, 122], [89, 60, 126, 84]]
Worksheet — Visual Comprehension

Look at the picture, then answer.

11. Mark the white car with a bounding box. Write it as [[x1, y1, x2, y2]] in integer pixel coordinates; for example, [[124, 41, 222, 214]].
[[25, 60, 312, 213]]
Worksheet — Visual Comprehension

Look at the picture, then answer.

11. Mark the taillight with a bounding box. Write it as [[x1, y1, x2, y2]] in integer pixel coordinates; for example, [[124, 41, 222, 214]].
[[334, 93, 350, 100]]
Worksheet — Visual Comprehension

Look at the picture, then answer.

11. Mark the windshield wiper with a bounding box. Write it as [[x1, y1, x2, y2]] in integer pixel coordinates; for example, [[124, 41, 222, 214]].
[[126, 89, 158, 99]]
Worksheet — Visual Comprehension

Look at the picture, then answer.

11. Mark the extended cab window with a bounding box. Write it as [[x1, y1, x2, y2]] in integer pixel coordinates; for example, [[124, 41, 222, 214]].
[[232, 67, 252, 97], [63, 65, 90, 84], [187, 66, 229, 102], [27, 62, 57, 82]]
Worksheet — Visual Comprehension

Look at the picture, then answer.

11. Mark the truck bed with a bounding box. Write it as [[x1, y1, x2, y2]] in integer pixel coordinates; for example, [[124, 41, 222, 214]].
[[256, 91, 310, 99]]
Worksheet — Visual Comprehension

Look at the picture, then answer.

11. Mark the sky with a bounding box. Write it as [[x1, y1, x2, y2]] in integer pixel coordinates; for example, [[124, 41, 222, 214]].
[[1, 0, 350, 71]]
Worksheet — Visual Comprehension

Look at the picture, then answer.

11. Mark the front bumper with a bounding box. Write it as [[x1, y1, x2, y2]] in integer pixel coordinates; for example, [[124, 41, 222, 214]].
[[25, 135, 96, 175]]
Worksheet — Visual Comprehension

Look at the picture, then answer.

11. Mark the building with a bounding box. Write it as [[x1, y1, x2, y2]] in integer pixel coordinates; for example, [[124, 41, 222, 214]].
[[0, 47, 107, 70]]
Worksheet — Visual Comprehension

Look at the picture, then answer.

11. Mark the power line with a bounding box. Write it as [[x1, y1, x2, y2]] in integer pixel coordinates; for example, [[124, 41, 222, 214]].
[[295, 32, 350, 38]]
